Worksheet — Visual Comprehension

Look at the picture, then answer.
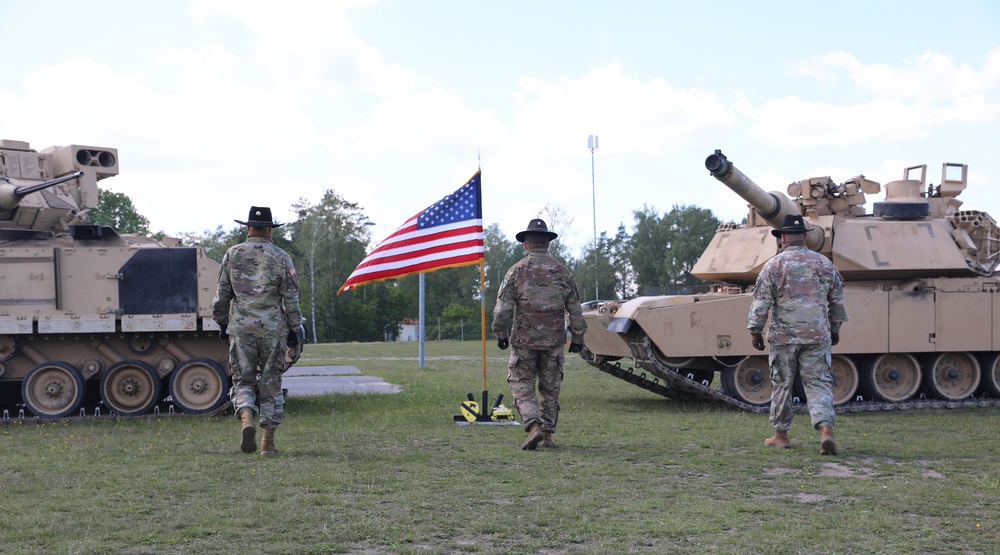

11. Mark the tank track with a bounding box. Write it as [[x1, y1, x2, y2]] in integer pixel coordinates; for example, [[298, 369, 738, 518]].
[[0, 400, 233, 424], [580, 337, 1000, 413]]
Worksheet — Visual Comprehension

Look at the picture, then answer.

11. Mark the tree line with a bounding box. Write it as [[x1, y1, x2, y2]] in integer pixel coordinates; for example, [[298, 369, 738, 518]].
[[92, 189, 726, 344]]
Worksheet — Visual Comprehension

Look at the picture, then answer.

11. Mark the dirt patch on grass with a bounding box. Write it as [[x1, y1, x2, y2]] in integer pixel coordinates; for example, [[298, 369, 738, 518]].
[[763, 467, 800, 476], [817, 462, 878, 478], [752, 492, 829, 503]]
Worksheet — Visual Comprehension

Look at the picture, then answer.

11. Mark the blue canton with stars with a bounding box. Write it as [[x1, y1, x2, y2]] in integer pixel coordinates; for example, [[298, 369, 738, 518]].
[[416, 173, 482, 229]]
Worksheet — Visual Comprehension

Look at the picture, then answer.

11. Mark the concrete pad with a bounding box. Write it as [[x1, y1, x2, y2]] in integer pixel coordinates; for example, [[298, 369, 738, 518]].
[[284, 365, 361, 377], [283, 365, 400, 396]]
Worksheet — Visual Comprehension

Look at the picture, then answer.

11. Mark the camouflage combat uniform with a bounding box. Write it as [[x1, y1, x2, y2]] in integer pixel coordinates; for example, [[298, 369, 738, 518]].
[[213, 236, 303, 430], [748, 245, 848, 431], [492, 246, 587, 434]]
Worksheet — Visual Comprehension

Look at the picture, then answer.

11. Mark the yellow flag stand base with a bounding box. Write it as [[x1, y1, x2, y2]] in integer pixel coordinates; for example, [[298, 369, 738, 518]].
[[453, 391, 519, 426]]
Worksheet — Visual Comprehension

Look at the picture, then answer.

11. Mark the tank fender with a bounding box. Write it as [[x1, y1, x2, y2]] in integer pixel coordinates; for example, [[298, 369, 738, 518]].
[[607, 317, 633, 334]]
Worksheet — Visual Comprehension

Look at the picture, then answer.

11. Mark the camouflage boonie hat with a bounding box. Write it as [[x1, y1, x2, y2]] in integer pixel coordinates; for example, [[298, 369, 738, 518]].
[[235, 206, 284, 228], [515, 218, 558, 242], [771, 214, 808, 237]]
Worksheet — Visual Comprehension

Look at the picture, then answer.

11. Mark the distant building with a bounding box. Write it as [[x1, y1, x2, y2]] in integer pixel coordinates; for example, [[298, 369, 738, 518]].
[[389, 318, 419, 342]]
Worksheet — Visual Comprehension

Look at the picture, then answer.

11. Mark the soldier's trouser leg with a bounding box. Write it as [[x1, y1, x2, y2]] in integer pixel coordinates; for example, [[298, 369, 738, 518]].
[[229, 335, 286, 429], [507, 345, 564, 433], [229, 335, 262, 419], [768, 344, 799, 432], [535, 346, 564, 433], [508, 347, 542, 432], [798, 344, 835, 430]]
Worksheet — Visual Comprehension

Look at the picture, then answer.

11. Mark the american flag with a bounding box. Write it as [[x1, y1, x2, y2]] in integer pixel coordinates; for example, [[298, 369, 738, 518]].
[[338, 171, 484, 294]]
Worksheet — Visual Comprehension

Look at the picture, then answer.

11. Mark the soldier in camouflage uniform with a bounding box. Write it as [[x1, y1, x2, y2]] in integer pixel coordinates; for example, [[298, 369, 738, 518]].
[[748, 214, 848, 456], [492, 219, 587, 450], [213, 206, 303, 456]]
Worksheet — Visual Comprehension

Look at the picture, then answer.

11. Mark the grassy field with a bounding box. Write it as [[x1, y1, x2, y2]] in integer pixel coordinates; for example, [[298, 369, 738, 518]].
[[2, 340, 998, 554]]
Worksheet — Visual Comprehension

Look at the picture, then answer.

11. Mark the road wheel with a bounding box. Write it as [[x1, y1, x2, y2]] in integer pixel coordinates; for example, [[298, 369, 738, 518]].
[[862, 353, 921, 402], [829, 355, 860, 406], [979, 353, 1000, 398], [721, 356, 772, 406], [22, 362, 86, 418], [921, 352, 980, 401], [100, 360, 162, 416], [169, 358, 228, 414]]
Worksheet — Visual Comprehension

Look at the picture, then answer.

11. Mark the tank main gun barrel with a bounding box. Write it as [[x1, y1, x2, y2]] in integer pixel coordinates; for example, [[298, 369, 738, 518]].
[[0, 171, 84, 210], [705, 150, 825, 251]]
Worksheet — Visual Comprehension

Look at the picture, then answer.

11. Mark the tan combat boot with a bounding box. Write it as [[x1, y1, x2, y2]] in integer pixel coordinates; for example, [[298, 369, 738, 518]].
[[261, 427, 278, 456], [764, 429, 790, 448], [819, 424, 837, 456], [239, 408, 257, 454], [541, 431, 556, 448], [521, 423, 544, 451]]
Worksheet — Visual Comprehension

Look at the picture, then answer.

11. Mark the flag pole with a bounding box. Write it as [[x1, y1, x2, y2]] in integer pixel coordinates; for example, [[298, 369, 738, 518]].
[[419, 273, 425, 368], [476, 154, 488, 416], [479, 260, 488, 415]]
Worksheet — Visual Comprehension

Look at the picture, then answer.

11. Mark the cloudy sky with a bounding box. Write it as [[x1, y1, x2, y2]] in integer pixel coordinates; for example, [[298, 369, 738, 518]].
[[1, 0, 998, 253]]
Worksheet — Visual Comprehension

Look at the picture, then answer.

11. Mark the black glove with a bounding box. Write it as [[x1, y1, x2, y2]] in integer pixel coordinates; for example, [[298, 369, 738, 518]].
[[750, 333, 765, 351], [287, 330, 299, 348], [568, 342, 583, 354], [219, 324, 229, 343], [497, 337, 509, 350], [831, 332, 840, 346]]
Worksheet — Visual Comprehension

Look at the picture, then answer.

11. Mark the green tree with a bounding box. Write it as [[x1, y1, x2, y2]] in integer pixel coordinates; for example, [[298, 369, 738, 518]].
[[483, 223, 526, 327], [334, 281, 408, 342], [288, 190, 374, 343], [88, 190, 150, 235], [533, 204, 575, 263], [630, 204, 720, 294], [177, 225, 246, 263], [396, 264, 483, 337], [433, 302, 479, 341], [608, 223, 637, 299], [572, 223, 634, 301]]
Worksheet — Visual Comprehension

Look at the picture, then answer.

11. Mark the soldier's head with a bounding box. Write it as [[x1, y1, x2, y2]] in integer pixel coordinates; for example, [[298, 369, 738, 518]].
[[235, 206, 283, 238], [772, 215, 808, 246], [515, 218, 558, 249]]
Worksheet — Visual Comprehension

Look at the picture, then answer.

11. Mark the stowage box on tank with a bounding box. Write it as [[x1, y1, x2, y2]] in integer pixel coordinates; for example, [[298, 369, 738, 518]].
[[0, 139, 231, 418], [578, 150, 1000, 412]]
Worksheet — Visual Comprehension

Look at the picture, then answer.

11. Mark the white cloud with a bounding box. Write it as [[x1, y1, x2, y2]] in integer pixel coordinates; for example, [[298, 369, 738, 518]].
[[352, 90, 509, 156], [188, 0, 417, 98], [755, 47, 1000, 147], [512, 64, 736, 159]]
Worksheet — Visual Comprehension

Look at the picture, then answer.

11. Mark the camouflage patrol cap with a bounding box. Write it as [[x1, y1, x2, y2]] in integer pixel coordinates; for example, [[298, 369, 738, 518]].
[[771, 214, 808, 237], [235, 206, 284, 228], [515, 218, 558, 242]]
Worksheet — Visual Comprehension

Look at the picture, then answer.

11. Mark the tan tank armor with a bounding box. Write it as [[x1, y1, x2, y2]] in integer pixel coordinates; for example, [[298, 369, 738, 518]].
[[578, 150, 1000, 412], [0, 140, 231, 418]]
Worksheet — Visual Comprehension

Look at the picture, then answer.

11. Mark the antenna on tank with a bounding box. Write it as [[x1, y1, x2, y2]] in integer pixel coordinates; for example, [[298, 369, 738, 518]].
[[588, 134, 599, 302]]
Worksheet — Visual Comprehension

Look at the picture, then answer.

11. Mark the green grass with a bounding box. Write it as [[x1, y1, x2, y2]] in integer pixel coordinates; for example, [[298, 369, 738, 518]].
[[2, 341, 998, 554]]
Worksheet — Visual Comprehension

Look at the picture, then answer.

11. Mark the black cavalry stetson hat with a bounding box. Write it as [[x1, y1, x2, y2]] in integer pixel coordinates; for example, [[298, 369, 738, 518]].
[[515, 218, 558, 242], [235, 206, 284, 228], [771, 214, 809, 237]]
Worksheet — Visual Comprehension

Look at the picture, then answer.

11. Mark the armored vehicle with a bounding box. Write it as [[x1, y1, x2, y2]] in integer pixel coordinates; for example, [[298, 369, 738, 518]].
[[0, 139, 230, 418], [579, 150, 1000, 412]]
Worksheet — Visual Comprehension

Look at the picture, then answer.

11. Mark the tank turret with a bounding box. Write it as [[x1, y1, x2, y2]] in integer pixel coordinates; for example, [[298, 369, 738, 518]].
[[576, 150, 1000, 413], [0, 171, 83, 209], [693, 150, 999, 283], [0, 140, 120, 234], [0, 140, 231, 419], [704, 150, 825, 251]]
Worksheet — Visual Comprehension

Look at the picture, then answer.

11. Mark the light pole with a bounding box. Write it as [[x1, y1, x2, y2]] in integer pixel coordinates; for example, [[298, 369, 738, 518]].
[[588, 134, 599, 301]]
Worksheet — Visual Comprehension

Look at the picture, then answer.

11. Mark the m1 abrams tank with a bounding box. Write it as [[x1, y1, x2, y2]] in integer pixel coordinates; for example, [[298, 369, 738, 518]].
[[580, 150, 1000, 412], [0, 139, 231, 418]]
